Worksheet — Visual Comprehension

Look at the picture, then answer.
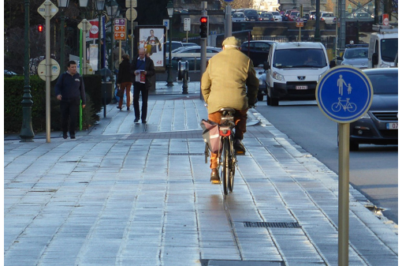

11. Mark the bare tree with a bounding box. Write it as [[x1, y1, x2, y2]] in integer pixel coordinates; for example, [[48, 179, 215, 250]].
[[220, 0, 254, 9]]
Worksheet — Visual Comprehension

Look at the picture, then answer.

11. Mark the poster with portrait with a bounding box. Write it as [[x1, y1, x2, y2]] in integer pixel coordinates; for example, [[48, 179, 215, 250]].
[[135, 26, 166, 71]]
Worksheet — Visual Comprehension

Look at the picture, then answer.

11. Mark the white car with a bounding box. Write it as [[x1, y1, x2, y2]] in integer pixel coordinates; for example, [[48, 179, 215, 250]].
[[232, 12, 246, 22], [168, 46, 221, 61], [268, 11, 282, 21], [321, 12, 335, 24]]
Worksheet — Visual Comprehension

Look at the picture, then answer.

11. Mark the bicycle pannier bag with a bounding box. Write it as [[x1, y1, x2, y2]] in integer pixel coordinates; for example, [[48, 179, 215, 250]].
[[200, 119, 220, 154]]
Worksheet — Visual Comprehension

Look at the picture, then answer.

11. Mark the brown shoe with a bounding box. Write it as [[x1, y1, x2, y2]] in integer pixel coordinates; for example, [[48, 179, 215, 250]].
[[210, 168, 221, 184]]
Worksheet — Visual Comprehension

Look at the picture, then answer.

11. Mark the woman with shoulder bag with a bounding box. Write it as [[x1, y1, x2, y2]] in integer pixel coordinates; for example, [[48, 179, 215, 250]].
[[117, 54, 132, 111]]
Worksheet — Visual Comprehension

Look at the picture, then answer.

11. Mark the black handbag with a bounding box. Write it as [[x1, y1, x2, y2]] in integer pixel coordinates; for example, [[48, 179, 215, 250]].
[[117, 88, 124, 98]]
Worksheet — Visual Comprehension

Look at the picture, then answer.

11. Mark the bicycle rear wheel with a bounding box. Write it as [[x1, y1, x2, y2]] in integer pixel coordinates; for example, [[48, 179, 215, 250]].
[[228, 137, 235, 192], [222, 138, 230, 195]]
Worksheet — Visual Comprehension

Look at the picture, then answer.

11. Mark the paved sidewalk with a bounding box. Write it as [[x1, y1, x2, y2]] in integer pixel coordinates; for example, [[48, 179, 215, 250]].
[[4, 83, 398, 265]]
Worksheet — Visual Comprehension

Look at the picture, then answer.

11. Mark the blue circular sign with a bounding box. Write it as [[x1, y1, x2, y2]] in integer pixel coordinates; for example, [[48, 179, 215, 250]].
[[316, 66, 373, 123]]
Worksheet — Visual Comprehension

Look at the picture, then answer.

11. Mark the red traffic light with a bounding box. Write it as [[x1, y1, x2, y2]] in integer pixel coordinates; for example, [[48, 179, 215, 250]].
[[38, 24, 43, 32], [200, 17, 208, 23]]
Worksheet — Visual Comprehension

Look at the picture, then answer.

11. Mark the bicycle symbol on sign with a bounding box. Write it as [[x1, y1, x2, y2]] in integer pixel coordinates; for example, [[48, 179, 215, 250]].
[[331, 98, 357, 112]]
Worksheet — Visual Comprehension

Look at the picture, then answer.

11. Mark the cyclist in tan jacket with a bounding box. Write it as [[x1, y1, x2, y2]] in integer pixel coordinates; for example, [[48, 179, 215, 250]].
[[201, 36, 259, 184]]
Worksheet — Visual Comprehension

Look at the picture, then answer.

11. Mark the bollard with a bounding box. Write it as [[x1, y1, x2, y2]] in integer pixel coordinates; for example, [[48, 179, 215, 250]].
[[182, 70, 188, 94]]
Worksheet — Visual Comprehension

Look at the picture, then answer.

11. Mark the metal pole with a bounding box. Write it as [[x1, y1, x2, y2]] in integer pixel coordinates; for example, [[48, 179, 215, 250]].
[[79, 29, 83, 131], [130, 1, 134, 59], [60, 9, 65, 71], [200, 6, 207, 100], [111, 17, 115, 84], [225, 4, 232, 38], [338, 123, 350, 266], [339, 0, 346, 55], [299, 5, 303, 42], [45, 0, 51, 143], [167, 16, 174, 86], [83, 19, 87, 74], [98, 13, 102, 72], [20, 0, 35, 142], [314, 0, 321, 41]]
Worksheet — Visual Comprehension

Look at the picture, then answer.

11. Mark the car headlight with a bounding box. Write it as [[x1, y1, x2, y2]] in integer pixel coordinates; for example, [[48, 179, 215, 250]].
[[318, 71, 327, 80], [360, 113, 370, 119], [272, 71, 284, 81]]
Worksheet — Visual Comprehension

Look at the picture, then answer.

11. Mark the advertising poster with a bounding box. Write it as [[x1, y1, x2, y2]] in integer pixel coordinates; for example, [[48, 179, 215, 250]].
[[138, 27, 165, 68]]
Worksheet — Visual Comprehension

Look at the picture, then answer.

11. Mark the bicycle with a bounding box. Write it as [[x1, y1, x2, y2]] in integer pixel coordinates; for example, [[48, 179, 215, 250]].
[[217, 108, 237, 195], [331, 97, 357, 112]]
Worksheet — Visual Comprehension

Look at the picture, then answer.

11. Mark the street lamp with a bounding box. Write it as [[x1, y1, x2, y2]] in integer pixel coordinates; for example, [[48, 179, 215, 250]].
[[57, 0, 70, 71], [79, 0, 89, 75], [166, 0, 174, 86], [95, 0, 106, 72], [106, 0, 120, 71], [20, 0, 35, 142]]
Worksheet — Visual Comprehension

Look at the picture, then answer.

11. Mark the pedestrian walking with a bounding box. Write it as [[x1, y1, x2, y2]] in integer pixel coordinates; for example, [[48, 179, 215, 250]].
[[117, 54, 132, 111], [131, 48, 155, 124], [54, 61, 86, 139]]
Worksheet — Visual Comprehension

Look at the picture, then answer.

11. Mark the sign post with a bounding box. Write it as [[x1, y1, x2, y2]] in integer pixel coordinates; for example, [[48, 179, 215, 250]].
[[125, 0, 137, 59], [382, 14, 389, 26], [184, 18, 191, 43], [114, 18, 127, 66], [316, 66, 373, 266], [38, 0, 58, 143]]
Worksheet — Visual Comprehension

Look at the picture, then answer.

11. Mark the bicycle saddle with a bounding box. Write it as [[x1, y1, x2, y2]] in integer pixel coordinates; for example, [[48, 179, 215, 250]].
[[219, 108, 236, 116]]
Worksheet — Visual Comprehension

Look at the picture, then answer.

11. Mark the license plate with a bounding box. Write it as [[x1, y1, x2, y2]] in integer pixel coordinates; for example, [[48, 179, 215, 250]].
[[386, 123, 398, 130], [250, 19, 255, 21], [295, 85, 308, 90]]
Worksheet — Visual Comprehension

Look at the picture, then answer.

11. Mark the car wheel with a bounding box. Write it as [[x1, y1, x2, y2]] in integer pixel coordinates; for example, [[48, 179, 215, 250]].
[[257, 92, 264, 101], [350, 140, 359, 151], [270, 97, 279, 106]]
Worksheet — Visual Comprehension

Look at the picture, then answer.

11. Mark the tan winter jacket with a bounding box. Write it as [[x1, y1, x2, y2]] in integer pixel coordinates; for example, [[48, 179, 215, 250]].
[[201, 47, 259, 114]]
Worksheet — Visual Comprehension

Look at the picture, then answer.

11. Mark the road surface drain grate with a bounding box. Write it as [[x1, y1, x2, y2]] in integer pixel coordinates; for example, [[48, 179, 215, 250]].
[[244, 222, 300, 228], [168, 153, 204, 155]]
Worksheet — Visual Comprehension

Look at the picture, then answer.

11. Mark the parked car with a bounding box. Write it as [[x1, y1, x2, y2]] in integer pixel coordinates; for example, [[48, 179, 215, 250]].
[[170, 46, 221, 61], [320, 12, 336, 24], [264, 42, 329, 106], [268, 11, 282, 21], [232, 12, 246, 22], [288, 10, 299, 21], [339, 47, 369, 68], [182, 42, 198, 47], [244, 8, 259, 21], [309, 10, 316, 20], [4, 70, 17, 76], [259, 12, 274, 21], [240, 40, 275, 67], [356, 12, 370, 19], [296, 13, 309, 22], [165, 41, 183, 53], [347, 68, 398, 150]]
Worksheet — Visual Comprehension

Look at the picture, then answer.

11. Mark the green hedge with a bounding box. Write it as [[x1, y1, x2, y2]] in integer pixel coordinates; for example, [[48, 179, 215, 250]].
[[4, 75, 102, 134]]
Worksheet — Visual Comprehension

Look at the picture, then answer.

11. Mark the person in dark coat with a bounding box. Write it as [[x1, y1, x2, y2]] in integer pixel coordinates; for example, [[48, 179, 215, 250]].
[[117, 54, 132, 111], [130, 48, 155, 123], [54, 60, 86, 139]]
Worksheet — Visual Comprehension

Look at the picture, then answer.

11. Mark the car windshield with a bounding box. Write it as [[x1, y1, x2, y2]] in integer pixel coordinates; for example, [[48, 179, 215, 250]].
[[273, 49, 327, 68], [291, 12, 298, 16], [381, 38, 398, 62], [272, 12, 280, 15], [244, 10, 257, 16], [367, 71, 398, 94], [344, 48, 368, 59]]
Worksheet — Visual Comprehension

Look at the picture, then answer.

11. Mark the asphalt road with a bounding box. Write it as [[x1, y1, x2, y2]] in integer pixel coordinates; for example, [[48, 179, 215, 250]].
[[256, 100, 398, 224]]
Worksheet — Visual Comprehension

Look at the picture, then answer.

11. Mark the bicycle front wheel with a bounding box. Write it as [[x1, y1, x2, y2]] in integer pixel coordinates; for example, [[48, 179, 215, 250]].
[[222, 138, 230, 195]]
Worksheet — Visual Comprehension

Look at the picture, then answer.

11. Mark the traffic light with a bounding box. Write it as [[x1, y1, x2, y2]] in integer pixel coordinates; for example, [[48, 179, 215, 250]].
[[199, 16, 208, 38], [38, 24, 43, 32]]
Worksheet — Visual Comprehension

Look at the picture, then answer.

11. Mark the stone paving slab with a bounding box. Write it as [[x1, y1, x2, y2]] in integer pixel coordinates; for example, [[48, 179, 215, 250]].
[[4, 97, 398, 266]]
